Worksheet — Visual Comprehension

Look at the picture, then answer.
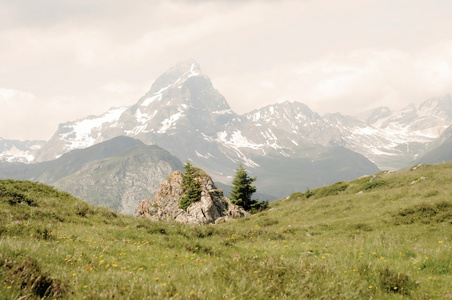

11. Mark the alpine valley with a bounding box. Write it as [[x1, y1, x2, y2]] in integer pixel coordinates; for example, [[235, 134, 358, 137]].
[[1, 60, 451, 214]]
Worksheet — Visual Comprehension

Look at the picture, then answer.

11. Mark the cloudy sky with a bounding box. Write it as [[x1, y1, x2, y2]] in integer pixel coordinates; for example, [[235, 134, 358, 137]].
[[1, 0, 452, 140]]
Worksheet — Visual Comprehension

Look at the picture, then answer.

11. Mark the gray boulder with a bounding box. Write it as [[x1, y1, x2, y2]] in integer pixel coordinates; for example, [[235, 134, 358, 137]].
[[136, 169, 249, 224]]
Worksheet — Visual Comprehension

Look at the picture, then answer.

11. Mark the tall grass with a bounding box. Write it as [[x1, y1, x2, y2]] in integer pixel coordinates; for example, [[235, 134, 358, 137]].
[[0, 163, 451, 299]]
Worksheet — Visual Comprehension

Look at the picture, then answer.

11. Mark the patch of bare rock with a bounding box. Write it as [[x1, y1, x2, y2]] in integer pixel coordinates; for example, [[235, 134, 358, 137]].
[[136, 170, 249, 224]]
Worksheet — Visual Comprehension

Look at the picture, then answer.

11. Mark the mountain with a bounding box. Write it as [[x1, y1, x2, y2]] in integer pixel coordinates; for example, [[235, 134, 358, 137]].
[[0, 136, 183, 214], [2, 61, 451, 174], [244, 95, 452, 170], [350, 95, 452, 168], [26, 60, 379, 199], [33, 60, 235, 163], [414, 124, 452, 165], [366, 95, 452, 135], [0, 138, 45, 163]]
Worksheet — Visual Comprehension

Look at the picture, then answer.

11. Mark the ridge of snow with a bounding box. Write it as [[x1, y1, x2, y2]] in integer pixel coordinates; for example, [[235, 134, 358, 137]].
[[60, 106, 127, 151]]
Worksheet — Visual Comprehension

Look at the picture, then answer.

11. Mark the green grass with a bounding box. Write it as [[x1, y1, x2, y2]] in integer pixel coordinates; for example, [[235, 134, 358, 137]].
[[1, 163, 451, 299]]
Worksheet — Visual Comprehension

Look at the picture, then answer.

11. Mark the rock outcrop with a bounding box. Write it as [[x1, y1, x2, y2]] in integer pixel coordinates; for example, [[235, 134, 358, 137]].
[[136, 169, 249, 224]]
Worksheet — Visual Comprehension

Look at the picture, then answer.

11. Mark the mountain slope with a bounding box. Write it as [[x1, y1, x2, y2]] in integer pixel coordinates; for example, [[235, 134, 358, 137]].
[[0, 136, 183, 214], [29, 60, 379, 198], [243, 97, 451, 170], [3, 62, 452, 175], [414, 124, 452, 165], [350, 94, 452, 168]]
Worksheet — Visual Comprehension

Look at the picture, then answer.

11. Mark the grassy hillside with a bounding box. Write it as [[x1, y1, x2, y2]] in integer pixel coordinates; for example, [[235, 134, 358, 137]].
[[0, 162, 451, 299]]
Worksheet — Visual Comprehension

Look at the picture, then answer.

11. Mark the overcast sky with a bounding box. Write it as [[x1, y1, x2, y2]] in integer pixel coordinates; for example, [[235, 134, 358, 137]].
[[1, 0, 452, 140]]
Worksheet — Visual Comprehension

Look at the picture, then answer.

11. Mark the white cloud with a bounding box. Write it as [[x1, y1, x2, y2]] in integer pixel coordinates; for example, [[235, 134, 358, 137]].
[[259, 81, 275, 89], [1, 0, 452, 139], [0, 88, 35, 101], [101, 82, 135, 93], [221, 43, 452, 116]]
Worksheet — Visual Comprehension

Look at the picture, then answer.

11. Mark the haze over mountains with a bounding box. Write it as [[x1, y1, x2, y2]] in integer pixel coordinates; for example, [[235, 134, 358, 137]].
[[1, 60, 451, 213]]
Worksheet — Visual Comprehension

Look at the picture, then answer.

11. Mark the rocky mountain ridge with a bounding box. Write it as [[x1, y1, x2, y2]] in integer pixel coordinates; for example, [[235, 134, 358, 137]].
[[1, 60, 450, 198], [10, 61, 449, 170]]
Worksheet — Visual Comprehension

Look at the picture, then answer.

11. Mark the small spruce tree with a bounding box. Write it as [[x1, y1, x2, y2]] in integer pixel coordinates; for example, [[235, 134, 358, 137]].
[[179, 161, 202, 210], [230, 163, 268, 212]]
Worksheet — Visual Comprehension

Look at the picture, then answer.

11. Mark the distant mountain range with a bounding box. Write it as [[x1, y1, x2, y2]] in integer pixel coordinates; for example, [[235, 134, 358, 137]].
[[0, 138, 45, 163], [1, 59, 451, 211]]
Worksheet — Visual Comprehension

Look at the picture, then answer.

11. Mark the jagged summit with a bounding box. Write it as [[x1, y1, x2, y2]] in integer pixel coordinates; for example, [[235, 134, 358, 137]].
[[7, 59, 451, 199], [356, 106, 392, 124], [147, 59, 202, 95], [136, 58, 228, 112], [417, 94, 452, 119]]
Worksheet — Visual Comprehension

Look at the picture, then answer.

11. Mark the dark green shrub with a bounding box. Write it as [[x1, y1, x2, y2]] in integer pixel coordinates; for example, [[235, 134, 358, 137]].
[[75, 202, 94, 217], [0, 188, 36, 206], [316, 181, 349, 198], [1, 254, 68, 298], [287, 192, 304, 200], [305, 189, 315, 199], [257, 217, 279, 227], [353, 223, 373, 232], [395, 201, 452, 224], [363, 179, 388, 191], [35, 226, 55, 240], [378, 267, 415, 295]]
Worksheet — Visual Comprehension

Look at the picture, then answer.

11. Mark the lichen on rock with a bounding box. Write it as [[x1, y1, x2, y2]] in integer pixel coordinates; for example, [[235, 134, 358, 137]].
[[136, 169, 249, 224]]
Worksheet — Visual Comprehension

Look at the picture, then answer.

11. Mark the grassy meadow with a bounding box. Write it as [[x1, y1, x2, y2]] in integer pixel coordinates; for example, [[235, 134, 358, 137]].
[[0, 162, 451, 299]]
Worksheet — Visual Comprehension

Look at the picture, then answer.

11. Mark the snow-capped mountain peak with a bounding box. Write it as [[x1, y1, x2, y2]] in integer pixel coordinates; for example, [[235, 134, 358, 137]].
[[356, 106, 392, 124], [417, 94, 452, 119], [147, 59, 201, 95], [8, 60, 451, 175]]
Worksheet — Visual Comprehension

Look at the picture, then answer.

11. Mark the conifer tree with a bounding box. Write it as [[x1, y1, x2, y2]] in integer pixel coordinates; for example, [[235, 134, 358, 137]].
[[179, 161, 202, 210], [230, 163, 268, 213], [230, 163, 257, 211]]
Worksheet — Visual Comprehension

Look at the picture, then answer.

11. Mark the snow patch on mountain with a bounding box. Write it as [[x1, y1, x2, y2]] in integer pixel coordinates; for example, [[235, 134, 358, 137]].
[[0, 145, 36, 163], [135, 108, 157, 124], [195, 151, 215, 160], [212, 109, 233, 115], [125, 124, 148, 136], [0, 139, 44, 163], [217, 131, 263, 150], [61, 106, 127, 151], [158, 113, 182, 133], [141, 94, 162, 107]]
